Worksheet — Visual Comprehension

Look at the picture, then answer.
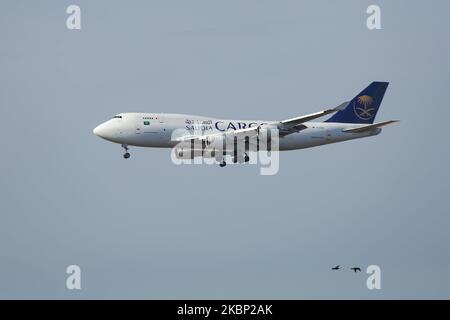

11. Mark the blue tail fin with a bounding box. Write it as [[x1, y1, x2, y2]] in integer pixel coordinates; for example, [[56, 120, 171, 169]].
[[325, 82, 389, 124]]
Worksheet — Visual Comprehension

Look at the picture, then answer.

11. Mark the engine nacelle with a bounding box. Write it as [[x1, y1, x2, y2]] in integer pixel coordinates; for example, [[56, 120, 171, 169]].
[[257, 124, 278, 138], [255, 124, 279, 151], [204, 135, 225, 150], [174, 147, 217, 160]]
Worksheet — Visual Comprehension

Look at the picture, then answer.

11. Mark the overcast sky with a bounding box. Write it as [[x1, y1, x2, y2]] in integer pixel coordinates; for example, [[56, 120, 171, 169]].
[[1, 0, 449, 299]]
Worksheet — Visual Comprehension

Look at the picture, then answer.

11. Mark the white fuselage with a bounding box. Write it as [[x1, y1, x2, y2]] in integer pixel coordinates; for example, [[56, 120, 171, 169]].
[[93, 113, 381, 151]]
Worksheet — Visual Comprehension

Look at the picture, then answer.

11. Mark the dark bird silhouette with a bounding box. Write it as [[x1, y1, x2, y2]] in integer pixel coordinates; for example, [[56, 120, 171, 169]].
[[331, 265, 340, 270], [350, 267, 362, 272]]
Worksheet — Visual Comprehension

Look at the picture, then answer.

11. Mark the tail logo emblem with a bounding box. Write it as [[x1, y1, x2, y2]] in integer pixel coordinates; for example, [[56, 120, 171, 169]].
[[354, 95, 375, 120]]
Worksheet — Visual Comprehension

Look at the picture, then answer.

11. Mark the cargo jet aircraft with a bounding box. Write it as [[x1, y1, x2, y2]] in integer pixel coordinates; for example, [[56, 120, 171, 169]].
[[93, 82, 397, 167]]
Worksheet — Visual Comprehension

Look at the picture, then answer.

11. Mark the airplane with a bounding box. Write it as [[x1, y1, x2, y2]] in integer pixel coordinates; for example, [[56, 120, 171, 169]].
[[93, 82, 398, 167]]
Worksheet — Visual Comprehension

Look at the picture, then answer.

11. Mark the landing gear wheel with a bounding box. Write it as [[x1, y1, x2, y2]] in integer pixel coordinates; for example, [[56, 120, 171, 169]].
[[121, 144, 130, 159], [219, 161, 226, 167], [244, 155, 250, 163]]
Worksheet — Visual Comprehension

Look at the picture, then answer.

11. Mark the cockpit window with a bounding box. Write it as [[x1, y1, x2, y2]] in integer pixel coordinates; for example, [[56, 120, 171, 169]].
[[113, 115, 122, 119]]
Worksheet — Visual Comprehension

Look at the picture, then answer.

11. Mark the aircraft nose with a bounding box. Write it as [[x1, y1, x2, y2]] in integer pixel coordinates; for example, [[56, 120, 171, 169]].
[[93, 124, 105, 137], [93, 122, 113, 139]]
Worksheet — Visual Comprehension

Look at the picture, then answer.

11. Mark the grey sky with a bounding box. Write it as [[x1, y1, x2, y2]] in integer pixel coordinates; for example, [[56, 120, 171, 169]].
[[1, 0, 449, 299]]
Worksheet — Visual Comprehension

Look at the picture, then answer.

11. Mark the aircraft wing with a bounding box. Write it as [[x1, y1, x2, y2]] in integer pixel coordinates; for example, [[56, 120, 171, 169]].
[[342, 120, 399, 133], [277, 101, 349, 136], [176, 103, 347, 143], [176, 126, 260, 142]]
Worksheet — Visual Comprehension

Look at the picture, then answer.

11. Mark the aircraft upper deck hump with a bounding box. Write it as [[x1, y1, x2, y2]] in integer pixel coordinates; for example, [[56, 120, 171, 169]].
[[325, 82, 389, 124]]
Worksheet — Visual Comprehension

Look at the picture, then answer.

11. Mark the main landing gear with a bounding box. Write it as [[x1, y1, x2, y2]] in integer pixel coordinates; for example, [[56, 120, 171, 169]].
[[122, 144, 130, 159], [218, 154, 250, 167]]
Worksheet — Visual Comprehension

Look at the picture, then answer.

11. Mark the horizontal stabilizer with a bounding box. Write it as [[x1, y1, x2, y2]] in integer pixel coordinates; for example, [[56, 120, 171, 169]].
[[343, 120, 399, 133]]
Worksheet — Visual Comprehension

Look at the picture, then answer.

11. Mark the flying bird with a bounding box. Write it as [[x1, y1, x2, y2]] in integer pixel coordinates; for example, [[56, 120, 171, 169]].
[[350, 267, 362, 272]]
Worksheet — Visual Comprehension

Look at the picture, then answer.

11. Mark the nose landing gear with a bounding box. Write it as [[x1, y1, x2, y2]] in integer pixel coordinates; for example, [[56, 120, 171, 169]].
[[122, 144, 130, 159]]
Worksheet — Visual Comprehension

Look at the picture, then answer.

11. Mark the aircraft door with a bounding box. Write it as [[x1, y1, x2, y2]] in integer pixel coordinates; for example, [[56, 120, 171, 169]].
[[135, 122, 142, 135], [325, 127, 332, 141]]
